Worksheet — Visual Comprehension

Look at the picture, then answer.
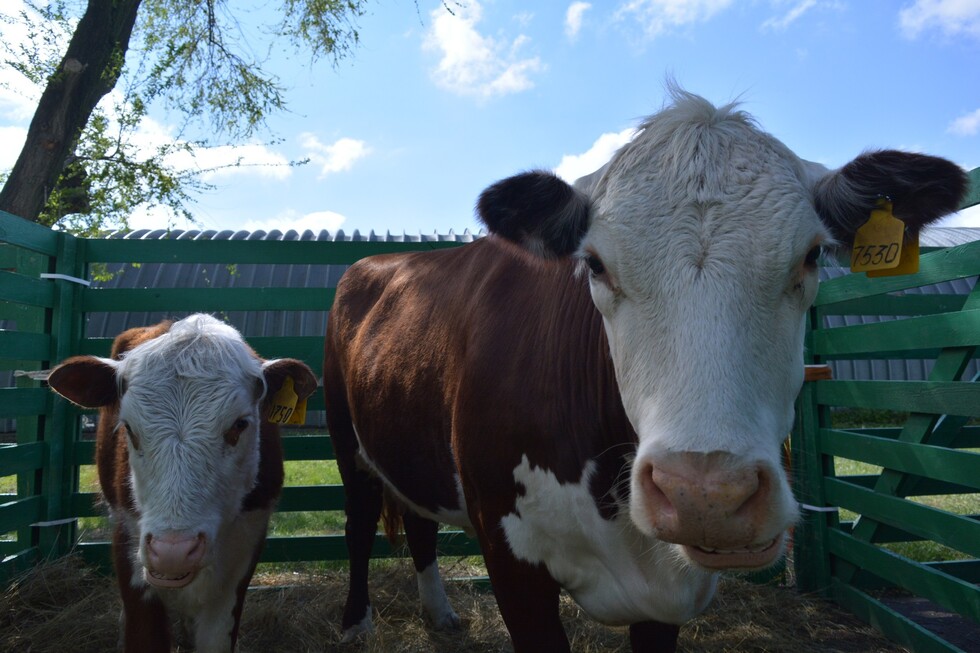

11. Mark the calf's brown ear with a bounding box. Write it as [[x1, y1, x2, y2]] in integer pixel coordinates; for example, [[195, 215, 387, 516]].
[[47, 356, 119, 408], [814, 150, 967, 243], [262, 358, 319, 401]]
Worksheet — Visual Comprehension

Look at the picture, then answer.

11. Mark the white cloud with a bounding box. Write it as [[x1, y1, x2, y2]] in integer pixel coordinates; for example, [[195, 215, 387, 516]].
[[899, 0, 980, 39], [423, 0, 545, 99], [554, 127, 636, 182], [300, 133, 370, 178], [760, 0, 817, 32], [614, 0, 734, 39], [948, 107, 980, 136], [0, 126, 27, 170], [566, 2, 592, 40], [243, 209, 347, 234]]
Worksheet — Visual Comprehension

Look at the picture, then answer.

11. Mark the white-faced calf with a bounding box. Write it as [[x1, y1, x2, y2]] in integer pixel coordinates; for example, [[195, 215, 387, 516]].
[[48, 314, 317, 653]]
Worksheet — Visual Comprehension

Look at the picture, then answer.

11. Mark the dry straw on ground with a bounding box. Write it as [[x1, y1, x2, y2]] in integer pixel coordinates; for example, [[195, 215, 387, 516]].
[[1, 554, 908, 652]]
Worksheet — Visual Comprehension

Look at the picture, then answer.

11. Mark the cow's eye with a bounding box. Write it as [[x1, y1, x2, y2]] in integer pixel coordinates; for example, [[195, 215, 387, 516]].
[[804, 245, 822, 268], [124, 423, 140, 451], [585, 254, 606, 277], [224, 418, 249, 446]]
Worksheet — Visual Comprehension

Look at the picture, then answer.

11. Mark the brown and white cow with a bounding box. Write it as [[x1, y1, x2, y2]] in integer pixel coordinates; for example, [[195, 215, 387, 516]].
[[48, 314, 317, 653], [323, 90, 967, 652]]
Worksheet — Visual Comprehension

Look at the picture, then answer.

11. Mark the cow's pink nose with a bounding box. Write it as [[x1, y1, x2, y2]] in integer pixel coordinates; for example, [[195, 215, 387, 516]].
[[640, 451, 772, 549], [145, 532, 206, 588]]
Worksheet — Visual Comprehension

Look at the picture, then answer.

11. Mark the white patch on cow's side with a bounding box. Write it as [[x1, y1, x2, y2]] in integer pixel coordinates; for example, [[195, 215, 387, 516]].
[[500, 455, 717, 625], [341, 610, 375, 643], [353, 427, 473, 529], [417, 561, 461, 630]]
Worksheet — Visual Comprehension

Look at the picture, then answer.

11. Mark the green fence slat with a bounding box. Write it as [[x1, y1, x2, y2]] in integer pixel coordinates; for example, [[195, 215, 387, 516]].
[[81, 287, 335, 312], [812, 310, 980, 357], [281, 434, 333, 461], [831, 580, 966, 653], [0, 495, 43, 533], [83, 238, 467, 265], [71, 492, 100, 518], [814, 380, 980, 417], [815, 241, 980, 307], [0, 211, 60, 255], [0, 442, 45, 477], [277, 485, 345, 512], [824, 478, 980, 557], [818, 293, 967, 317], [820, 429, 980, 491], [842, 474, 977, 497], [828, 530, 980, 623], [0, 270, 56, 308], [0, 388, 49, 419], [0, 331, 53, 362]]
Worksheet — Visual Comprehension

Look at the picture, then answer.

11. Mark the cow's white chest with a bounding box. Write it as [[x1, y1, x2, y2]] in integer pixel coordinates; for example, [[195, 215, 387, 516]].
[[500, 456, 718, 625]]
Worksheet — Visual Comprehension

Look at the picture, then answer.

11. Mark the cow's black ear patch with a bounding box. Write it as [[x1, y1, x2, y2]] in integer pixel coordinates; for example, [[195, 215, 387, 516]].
[[815, 150, 967, 242], [477, 170, 591, 258]]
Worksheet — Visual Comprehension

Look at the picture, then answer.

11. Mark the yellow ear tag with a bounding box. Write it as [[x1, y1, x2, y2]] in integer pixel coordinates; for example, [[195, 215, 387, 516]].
[[268, 376, 298, 425], [287, 394, 308, 425], [850, 199, 905, 274]]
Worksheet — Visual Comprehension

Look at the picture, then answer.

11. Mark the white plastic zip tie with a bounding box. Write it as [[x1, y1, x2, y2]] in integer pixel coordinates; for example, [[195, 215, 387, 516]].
[[799, 503, 839, 513], [39, 273, 91, 286]]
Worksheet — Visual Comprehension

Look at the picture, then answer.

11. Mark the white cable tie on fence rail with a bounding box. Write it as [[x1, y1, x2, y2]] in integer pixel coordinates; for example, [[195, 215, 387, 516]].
[[799, 503, 839, 513], [30, 517, 78, 528], [39, 273, 91, 286], [13, 370, 50, 381]]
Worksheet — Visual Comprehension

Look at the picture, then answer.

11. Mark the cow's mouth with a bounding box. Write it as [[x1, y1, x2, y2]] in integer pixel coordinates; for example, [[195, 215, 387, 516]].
[[682, 533, 783, 570], [145, 567, 197, 589]]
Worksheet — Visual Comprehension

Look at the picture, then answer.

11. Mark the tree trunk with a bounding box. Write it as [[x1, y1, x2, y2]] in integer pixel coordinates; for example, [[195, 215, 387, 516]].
[[0, 0, 143, 223]]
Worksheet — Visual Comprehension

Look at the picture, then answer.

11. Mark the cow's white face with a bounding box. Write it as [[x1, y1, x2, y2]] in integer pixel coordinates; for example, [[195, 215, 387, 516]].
[[477, 88, 966, 571], [114, 316, 266, 585], [578, 111, 827, 567]]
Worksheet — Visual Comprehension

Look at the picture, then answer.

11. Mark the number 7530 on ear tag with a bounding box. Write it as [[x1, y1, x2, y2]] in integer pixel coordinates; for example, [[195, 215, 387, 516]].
[[850, 199, 919, 276]]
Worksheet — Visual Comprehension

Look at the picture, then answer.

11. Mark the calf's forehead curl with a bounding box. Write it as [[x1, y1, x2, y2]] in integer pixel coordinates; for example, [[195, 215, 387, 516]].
[[116, 314, 265, 393]]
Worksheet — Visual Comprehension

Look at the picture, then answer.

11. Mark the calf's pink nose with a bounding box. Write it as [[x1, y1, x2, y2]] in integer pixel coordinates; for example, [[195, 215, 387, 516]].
[[146, 531, 206, 576]]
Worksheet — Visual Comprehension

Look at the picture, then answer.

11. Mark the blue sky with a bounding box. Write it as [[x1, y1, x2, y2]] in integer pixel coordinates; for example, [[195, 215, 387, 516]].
[[1, 0, 979, 235]]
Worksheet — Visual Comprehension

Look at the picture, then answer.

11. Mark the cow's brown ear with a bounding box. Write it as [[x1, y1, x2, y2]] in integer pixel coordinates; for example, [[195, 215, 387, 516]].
[[262, 359, 318, 401], [477, 170, 591, 258], [814, 150, 967, 243], [48, 356, 119, 408]]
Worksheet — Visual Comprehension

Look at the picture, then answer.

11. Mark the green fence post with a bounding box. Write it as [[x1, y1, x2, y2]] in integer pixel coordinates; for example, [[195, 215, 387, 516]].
[[36, 230, 85, 560], [792, 307, 835, 595]]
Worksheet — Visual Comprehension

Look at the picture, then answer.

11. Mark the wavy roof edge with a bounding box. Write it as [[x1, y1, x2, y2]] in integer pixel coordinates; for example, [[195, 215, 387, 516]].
[[101, 226, 977, 246], [104, 228, 487, 242]]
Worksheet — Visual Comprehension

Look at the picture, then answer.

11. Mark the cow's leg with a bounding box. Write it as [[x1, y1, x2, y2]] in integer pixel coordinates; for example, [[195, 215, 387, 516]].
[[402, 510, 460, 630], [337, 462, 384, 641], [114, 524, 170, 653], [480, 532, 569, 653], [630, 620, 680, 652]]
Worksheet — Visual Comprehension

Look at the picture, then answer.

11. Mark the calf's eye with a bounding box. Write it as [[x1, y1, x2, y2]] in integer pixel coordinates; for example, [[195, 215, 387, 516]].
[[585, 254, 606, 277], [124, 423, 140, 451], [224, 418, 249, 446], [804, 245, 822, 268]]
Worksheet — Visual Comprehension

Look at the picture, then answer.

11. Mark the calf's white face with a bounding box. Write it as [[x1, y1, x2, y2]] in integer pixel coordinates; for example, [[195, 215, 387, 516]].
[[477, 89, 967, 571], [115, 317, 267, 585]]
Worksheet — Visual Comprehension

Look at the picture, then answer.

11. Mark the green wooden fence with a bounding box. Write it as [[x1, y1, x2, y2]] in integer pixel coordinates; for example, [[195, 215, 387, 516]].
[[0, 211, 481, 581], [792, 170, 980, 652], [2, 164, 979, 651]]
